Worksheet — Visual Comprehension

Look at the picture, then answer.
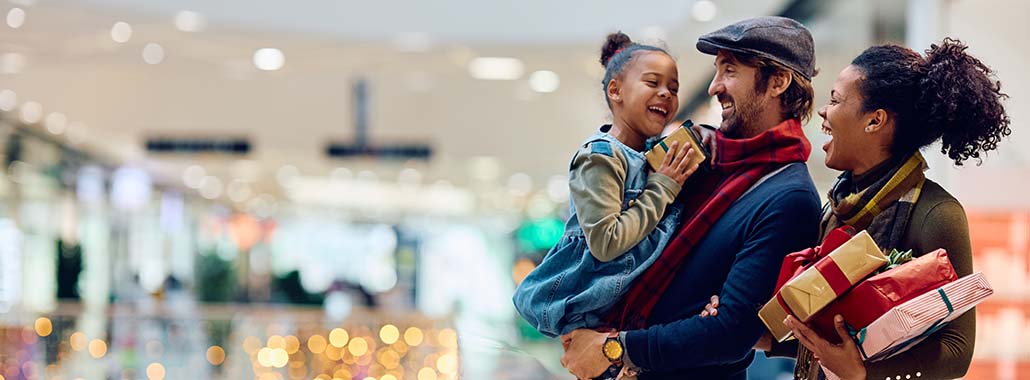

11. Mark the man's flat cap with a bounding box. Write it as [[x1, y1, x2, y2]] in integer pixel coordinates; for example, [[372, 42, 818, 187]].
[[697, 16, 816, 80]]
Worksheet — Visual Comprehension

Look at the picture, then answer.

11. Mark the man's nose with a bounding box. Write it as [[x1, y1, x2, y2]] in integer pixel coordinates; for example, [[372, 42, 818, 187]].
[[708, 77, 723, 97]]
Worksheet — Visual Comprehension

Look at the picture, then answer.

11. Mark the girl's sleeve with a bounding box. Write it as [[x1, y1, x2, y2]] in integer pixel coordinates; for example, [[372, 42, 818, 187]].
[[569, 141, 681, 263]]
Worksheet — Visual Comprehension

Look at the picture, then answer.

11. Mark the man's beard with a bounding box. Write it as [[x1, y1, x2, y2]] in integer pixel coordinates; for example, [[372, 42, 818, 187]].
[[720, 94, 763, 139]]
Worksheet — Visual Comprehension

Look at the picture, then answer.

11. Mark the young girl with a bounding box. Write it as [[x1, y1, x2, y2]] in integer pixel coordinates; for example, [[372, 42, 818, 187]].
[[513, 32, 700, 338]]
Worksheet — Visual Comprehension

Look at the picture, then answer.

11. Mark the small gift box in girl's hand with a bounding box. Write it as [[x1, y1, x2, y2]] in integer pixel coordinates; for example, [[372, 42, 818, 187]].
[[759, 229, 887, 342], [809, 248, 958, 344], [644, 120, 711, 172]]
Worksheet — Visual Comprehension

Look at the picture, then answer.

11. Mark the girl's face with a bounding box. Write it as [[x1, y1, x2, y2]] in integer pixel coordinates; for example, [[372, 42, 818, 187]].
[[609, 52, 680, 139], [819, 65, 882, 172]]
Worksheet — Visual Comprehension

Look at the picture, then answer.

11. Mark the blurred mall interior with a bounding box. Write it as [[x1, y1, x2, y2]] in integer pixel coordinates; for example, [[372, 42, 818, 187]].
[[0, 0, 1028, 379]]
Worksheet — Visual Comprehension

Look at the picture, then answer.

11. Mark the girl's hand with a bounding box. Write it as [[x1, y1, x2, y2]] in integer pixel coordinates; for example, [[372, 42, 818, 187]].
[[657, 141, 701, 185]]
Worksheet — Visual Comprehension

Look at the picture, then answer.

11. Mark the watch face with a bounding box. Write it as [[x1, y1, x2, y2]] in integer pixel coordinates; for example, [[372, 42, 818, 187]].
[[603, 339, 623, 361]]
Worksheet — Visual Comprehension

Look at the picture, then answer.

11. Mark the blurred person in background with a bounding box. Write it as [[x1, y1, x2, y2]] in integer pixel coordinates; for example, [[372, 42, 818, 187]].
[[560, 16, 822, 380], [703, 37, 1012, 380]]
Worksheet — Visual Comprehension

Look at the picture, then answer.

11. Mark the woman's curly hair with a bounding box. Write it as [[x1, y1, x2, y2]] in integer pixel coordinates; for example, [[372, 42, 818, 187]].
[[851, 38, 1011, 165]]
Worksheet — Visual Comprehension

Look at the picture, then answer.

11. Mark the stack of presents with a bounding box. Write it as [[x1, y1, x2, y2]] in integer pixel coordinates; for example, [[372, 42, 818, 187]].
[[759, 227, 993, 379]]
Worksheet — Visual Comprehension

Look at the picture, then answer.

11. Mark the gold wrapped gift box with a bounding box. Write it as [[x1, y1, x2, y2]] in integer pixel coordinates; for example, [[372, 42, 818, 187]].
[[644, 125, 708, 171], [759, 230, 888, 342]]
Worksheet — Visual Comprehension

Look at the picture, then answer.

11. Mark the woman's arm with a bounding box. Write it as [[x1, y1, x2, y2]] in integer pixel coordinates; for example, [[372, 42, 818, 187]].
[[782, 199, 976, 380], [864, 200, 975, 380]]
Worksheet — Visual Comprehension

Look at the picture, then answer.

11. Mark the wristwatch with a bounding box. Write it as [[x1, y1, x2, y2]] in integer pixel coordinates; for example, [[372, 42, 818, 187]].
[[602, 332, 623, 364]]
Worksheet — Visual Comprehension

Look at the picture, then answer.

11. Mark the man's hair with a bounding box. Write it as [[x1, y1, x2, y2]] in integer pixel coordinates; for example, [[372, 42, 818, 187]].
[[727, 51, 815, 124]]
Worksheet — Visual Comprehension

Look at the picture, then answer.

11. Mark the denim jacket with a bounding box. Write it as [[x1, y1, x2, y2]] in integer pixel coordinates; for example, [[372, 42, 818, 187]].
[[513, 127, 684, 337]]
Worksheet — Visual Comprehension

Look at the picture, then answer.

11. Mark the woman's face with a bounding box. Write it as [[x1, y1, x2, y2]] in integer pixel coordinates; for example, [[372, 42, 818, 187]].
[[818, 65, 879, 172]]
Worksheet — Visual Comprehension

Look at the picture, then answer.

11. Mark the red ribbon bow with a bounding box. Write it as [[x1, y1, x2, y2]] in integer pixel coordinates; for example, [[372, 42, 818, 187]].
[[772, 226, 857, 318]]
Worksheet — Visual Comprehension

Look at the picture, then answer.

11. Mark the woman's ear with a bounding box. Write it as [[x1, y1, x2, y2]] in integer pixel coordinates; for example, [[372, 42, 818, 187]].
[[607, 79, 622, 103], [864, 109, 889, 133]]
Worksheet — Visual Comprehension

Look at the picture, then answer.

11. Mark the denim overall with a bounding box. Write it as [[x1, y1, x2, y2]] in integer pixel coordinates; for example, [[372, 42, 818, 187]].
[[513, 127, 684, 337]]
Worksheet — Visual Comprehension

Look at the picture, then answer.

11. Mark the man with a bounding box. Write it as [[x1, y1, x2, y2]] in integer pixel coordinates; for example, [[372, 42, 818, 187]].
[[560, 16, 822, 379]]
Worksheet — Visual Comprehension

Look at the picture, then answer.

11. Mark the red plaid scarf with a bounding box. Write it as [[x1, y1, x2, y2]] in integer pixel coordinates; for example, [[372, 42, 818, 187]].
[[605, 118, 812, 330]]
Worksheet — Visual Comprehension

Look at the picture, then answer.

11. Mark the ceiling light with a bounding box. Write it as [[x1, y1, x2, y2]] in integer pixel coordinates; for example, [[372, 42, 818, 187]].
[[110, 22, 132, 43], [142, 43, 164, 64], [174, 10, 204, 32], [19, 101, 41, 124], [45, 112, 67, 135], [253, 48, 285, 71], [183, 165, 206, 189], [529, 70, 560, 93], [468, 57, 524, 80], [692, 1, 717, 22], [6, 8, 25, 29]]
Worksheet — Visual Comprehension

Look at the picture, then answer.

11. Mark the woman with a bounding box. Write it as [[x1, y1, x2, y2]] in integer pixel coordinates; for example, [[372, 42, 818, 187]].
[[704, 38, 1010, 380]]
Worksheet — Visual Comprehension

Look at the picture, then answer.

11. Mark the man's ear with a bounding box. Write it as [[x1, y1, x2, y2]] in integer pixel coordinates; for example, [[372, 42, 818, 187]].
[[607, 79, 622, 103], [767, 70, 793, 98]]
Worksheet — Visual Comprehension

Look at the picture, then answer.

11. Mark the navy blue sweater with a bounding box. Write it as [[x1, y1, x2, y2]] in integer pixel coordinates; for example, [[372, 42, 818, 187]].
[[625, 163, 821, 379]]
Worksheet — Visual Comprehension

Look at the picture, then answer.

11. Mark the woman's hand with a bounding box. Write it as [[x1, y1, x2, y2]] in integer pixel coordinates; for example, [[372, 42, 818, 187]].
[[699, 295, 772, 351], [560, 329, 611, 380], [785, 315, 867, 380], [700, 295, 719, 317], [691, 124, 718, 163], [657, 141, 701, 185]]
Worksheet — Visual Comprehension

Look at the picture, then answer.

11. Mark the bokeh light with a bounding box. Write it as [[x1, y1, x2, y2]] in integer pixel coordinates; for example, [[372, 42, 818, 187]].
[[88, 339, 107, 358], [34, 318, 52, 337]]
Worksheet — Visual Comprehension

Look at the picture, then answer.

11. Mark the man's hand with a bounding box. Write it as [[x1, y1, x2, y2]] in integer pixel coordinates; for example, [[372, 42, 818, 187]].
[[691, 124, 719, 163], [560, 329, 611, 380]]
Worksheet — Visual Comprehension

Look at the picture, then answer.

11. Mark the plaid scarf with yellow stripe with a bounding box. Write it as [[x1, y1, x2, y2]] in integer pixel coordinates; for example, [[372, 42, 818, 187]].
[[822, 152, 928, 249]]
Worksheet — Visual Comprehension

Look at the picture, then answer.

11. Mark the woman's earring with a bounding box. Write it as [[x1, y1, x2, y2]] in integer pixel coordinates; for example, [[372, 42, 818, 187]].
[[865, 126, 874, 133]]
